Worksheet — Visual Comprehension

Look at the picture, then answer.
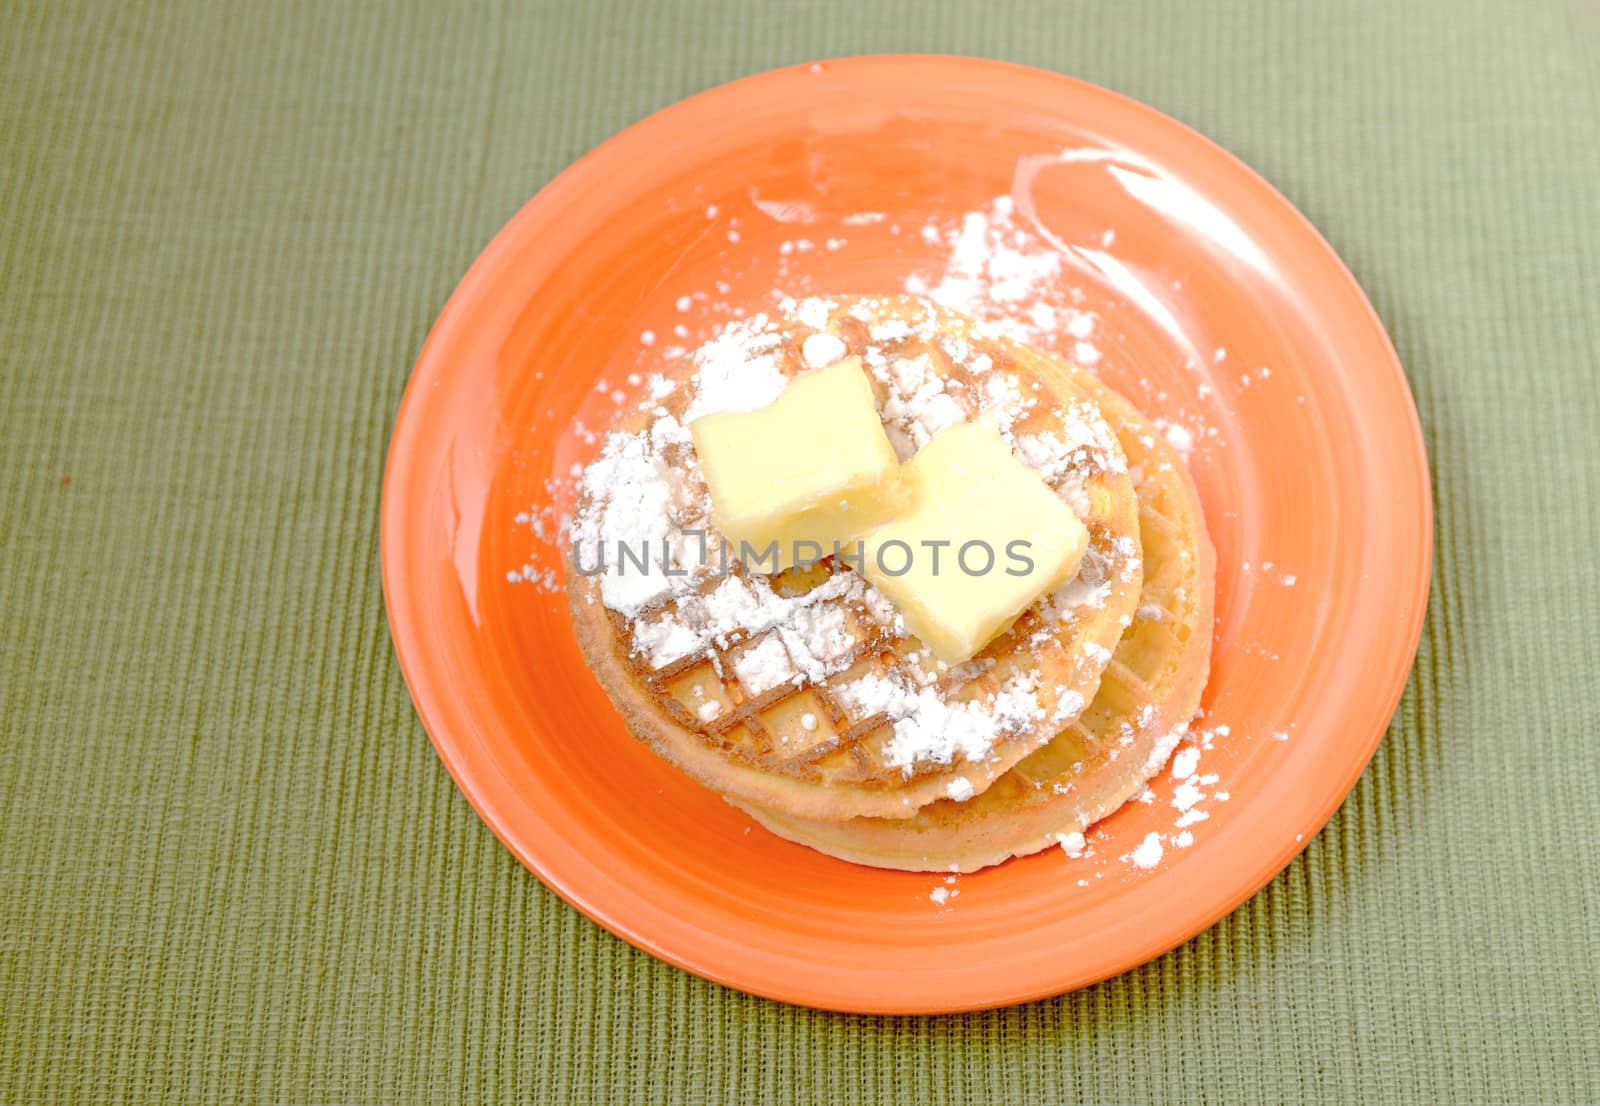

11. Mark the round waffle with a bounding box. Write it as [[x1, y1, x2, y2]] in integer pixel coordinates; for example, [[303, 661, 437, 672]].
[[567, 295, 1143, 821], [743, 372, 1214, 865]]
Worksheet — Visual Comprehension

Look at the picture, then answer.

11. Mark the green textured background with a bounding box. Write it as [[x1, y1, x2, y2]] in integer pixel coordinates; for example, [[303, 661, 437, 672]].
[[3, 0, 1598, 1101]]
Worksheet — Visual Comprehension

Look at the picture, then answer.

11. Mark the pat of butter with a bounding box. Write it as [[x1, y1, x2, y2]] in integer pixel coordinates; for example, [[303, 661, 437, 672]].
[[689, 357, 903, 572], [861, 415, 1088, 664]]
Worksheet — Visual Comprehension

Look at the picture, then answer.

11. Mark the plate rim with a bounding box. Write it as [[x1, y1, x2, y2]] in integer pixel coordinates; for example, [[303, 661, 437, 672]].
[[381, 53, 1433, 1013]]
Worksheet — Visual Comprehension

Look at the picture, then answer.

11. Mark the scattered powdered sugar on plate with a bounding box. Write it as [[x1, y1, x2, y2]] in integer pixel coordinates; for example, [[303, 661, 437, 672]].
[[1049, 713, 1315, 877], [1125, 832, 1164, 870], [1153, 417, 1196, 458], [1159, 721, 1228, 837], [1170, 745, 1201, 781], [506, 488, 580, 595], [905, 195, 1101, 355]]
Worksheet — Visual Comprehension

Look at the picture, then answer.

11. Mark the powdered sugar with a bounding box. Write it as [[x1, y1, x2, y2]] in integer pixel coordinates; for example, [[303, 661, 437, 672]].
[[869, 350, 969, 458], [1170, 745, 1201, 781], [681, 316, 789, 421], [777, 601, 857, 684], [1155, 418, 1195, 457], [905, 195, 1101, 356], [733, 635, 798, 695], [573, 432, 680, 616], [1048, 714, 1252, 879], [1048, 689, 1087, 726], [801, 331, 847, 368], [1126, 832, 1164, 869], [632, 616, 704, 669], [833, 668, 1046, 769], [1040, 552, 1115, 623], [662, 571, 868, 679]]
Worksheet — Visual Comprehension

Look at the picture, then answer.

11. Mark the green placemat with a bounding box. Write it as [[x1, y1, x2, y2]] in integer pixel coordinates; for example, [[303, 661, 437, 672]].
[[3, 1, 1598, 1102]]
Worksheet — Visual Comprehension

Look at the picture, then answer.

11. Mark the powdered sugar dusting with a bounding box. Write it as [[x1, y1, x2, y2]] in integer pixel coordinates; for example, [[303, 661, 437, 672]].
[[906, 196, 1101, 357], [681, 315, 789, 421], [1050, 713, 1255, 878], [733, 635, 798, 695], [833, 668, 1047, 769], [1126, 832, 1164, 869], [1155, 417, 1195, 457], [572, 432, 679, 616], [801, 331, 848, 368]]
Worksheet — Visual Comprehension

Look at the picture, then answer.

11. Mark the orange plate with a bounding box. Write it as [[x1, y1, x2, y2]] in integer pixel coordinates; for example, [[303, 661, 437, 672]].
[[382, 56, 1430, 1013]]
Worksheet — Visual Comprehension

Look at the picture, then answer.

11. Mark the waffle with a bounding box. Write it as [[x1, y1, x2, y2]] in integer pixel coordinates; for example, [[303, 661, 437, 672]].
[[567, 295, 1144, 821], [742, 373, 1215, 867]]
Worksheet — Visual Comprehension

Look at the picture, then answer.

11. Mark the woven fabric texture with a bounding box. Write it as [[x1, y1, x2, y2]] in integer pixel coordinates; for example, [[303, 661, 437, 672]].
[[3, 0, 1598, 1102]]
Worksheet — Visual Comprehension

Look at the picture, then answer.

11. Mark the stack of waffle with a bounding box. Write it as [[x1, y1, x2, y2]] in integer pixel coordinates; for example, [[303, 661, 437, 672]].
[[569, 295, 1214, 872]]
